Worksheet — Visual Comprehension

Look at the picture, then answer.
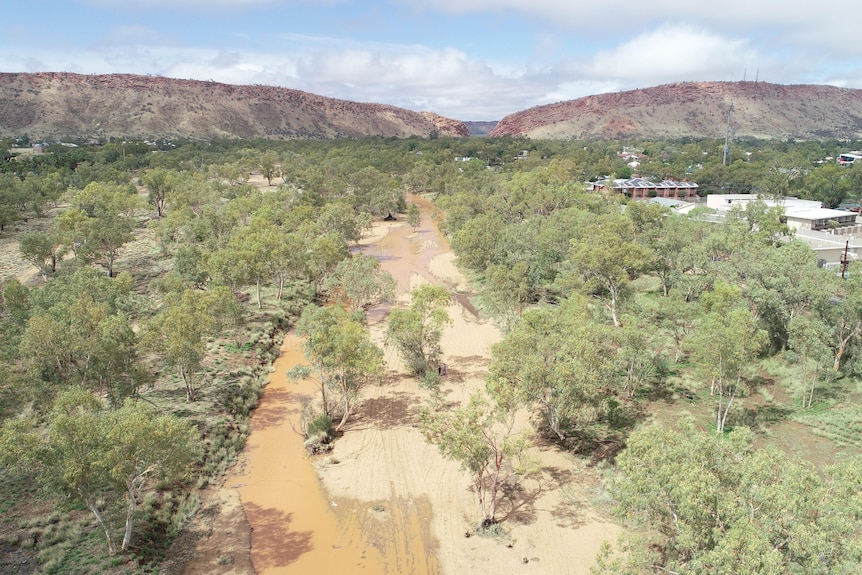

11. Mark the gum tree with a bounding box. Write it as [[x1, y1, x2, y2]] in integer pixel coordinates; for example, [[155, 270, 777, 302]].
[[420, 392, 531, 530], [385, 284, 451, 376], [596, 421, 862, 574], [0, 388, 201, 556], [294, 304, 383, 431]]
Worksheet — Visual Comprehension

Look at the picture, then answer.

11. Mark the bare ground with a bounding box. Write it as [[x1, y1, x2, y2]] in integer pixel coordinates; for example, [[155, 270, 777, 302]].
[[175, 205, 621, 575]]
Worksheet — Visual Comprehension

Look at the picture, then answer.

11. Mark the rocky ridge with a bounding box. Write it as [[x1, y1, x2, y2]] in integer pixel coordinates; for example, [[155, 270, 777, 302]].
[[490, 82, 862, 140], [0, 72, 468, 141]]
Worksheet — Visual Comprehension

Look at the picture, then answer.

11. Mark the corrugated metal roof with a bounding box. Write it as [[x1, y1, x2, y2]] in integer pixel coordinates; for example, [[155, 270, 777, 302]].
[[614, 178, 699, 190]]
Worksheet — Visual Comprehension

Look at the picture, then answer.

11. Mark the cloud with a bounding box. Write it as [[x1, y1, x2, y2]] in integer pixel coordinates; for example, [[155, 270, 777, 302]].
[[400, 0, 855, 58], [4, 3, 862, 120], [578, 24, 758, 84]]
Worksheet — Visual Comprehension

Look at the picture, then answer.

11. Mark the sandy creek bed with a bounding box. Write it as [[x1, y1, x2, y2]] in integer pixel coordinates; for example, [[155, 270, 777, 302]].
[[181, 194, 620, 575]]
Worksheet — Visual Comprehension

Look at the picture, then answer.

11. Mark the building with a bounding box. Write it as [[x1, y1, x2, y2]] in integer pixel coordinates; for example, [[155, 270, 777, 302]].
[[592, 177, 699, 200], [705, 195, 859, 232]]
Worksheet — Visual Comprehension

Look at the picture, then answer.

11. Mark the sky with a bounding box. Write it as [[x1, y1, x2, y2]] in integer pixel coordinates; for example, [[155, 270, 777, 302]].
[[2, 1, 860, 120]]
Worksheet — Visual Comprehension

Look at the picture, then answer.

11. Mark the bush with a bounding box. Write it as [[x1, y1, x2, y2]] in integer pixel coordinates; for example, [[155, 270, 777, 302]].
[[307, 413, 333, 438], [421, 370, 441, 390]]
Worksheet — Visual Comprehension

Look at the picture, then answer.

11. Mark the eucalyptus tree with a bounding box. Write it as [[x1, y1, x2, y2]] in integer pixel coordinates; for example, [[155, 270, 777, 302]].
[[54, 181, 140, 277], [322, 254, 396, 312], [407, 202, 421, 230], [815, 264, 862, 373], [561, 213, 654, 327], [142, 287, 239, 402], [18, 229, 63, 278], [802, 162, 851, 208], [685, 281, 767, 432], [258, 150, 280, 186], [597, 421, 862, 574], [294, 304, 384, 431], [788, 315, 833, 409], [733, 239, 827, 352], [420, 392, 531, 530], [140, 167, 179, 217], [19, 269, 145, 403], [0, 388, 201, 556], [487, 296, 614, 440], [386, 284, 451, 377]]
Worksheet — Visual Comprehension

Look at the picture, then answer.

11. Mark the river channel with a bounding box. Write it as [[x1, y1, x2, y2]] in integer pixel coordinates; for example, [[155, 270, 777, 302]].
[[233, 194, 447, 574]]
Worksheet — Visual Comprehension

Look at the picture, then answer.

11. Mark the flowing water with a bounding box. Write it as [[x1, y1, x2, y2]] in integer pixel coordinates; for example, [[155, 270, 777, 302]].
[[233, 194, 447, 574], [232, 333, 386, 573]]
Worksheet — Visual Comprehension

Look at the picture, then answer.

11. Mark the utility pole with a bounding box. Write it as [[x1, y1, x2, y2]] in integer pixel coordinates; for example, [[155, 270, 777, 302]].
[[723, 105, 734, 166], [842, 240, 850, 280]]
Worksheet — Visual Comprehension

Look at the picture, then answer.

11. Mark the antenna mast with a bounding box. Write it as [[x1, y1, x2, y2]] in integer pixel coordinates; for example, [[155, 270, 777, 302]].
[[723, 104, 734, 166]]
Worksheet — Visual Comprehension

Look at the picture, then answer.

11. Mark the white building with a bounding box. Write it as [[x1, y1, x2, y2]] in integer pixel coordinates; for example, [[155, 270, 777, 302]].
[[706, 194, 858, 231]]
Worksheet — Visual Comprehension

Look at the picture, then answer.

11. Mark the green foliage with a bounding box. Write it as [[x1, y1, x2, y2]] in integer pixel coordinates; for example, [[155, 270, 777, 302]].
[[19, 269, 146, 404], [487, 296, 615, 440], [56, 181, 140, 277], [1, 388, 201, 556], [142, 287, 240, 401], [385, 284, 451, 376], [306, 413, 334, 438], [140, 168, 179, 217], [322, 254, 396, 312], [601, 421, 862, 574], [295, 304, 384, 431], [407, 203, 420, 230], [420, 392, 531, 528], [685, 281, 767, 431], [560, 212, 654, 327]]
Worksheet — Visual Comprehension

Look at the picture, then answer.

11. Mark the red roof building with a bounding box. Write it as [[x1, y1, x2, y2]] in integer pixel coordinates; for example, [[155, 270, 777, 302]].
[[592, 177, 699, 200]]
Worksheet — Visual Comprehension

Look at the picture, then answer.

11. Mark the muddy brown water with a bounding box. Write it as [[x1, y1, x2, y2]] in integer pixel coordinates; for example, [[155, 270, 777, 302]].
[[234, 195, 449, 574]]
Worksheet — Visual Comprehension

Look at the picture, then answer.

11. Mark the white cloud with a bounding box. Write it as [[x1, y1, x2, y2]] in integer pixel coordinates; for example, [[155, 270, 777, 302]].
[[399, 0, 855, 58], [579, 24, 758, 84]]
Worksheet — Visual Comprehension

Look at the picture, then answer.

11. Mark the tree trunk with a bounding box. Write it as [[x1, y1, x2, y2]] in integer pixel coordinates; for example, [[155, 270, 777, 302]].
[[122, 488, 137, 551], [317, 366, 329, 417], [277, 274, 285, 300], [717, 385, 734, 433], [476, 477, 486, 527], [84, 497, 116, 556], [546, 408, 565, 440], [608, 282, 622, 327], [833, 338, 848, 372], [182, 366, 196, 402], [486, 451, 503, 527], [335, 391, 351, 432], [807, 380, 816, 409], [256, 279, 262, 309]]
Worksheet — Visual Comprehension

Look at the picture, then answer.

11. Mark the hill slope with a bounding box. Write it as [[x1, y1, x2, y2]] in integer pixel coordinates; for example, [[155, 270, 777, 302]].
[[490, 82, 862, 140], [0, 72, 469, 141]]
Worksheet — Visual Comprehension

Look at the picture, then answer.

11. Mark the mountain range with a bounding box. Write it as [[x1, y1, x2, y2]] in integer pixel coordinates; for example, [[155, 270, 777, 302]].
[[0, 72, 468, 141], [3, 73, 862, 142], [490, 81, 862, 141]]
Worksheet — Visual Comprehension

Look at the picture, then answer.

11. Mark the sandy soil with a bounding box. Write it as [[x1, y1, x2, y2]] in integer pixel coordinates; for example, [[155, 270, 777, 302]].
[[317, 198, 621, 573], [177, 194, 620, 575]]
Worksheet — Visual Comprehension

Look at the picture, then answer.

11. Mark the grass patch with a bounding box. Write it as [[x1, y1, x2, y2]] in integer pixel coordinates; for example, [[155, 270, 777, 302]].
[[792, 404, 862, 448]]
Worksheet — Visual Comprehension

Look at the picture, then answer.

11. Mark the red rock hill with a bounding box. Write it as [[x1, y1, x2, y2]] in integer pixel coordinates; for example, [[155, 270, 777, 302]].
[[0, 72, 469, 141], [490, 82, 862, 140]]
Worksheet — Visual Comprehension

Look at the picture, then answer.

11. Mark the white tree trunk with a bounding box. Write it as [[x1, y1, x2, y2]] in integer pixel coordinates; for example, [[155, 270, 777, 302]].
[[84, 496, 116, 556]]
